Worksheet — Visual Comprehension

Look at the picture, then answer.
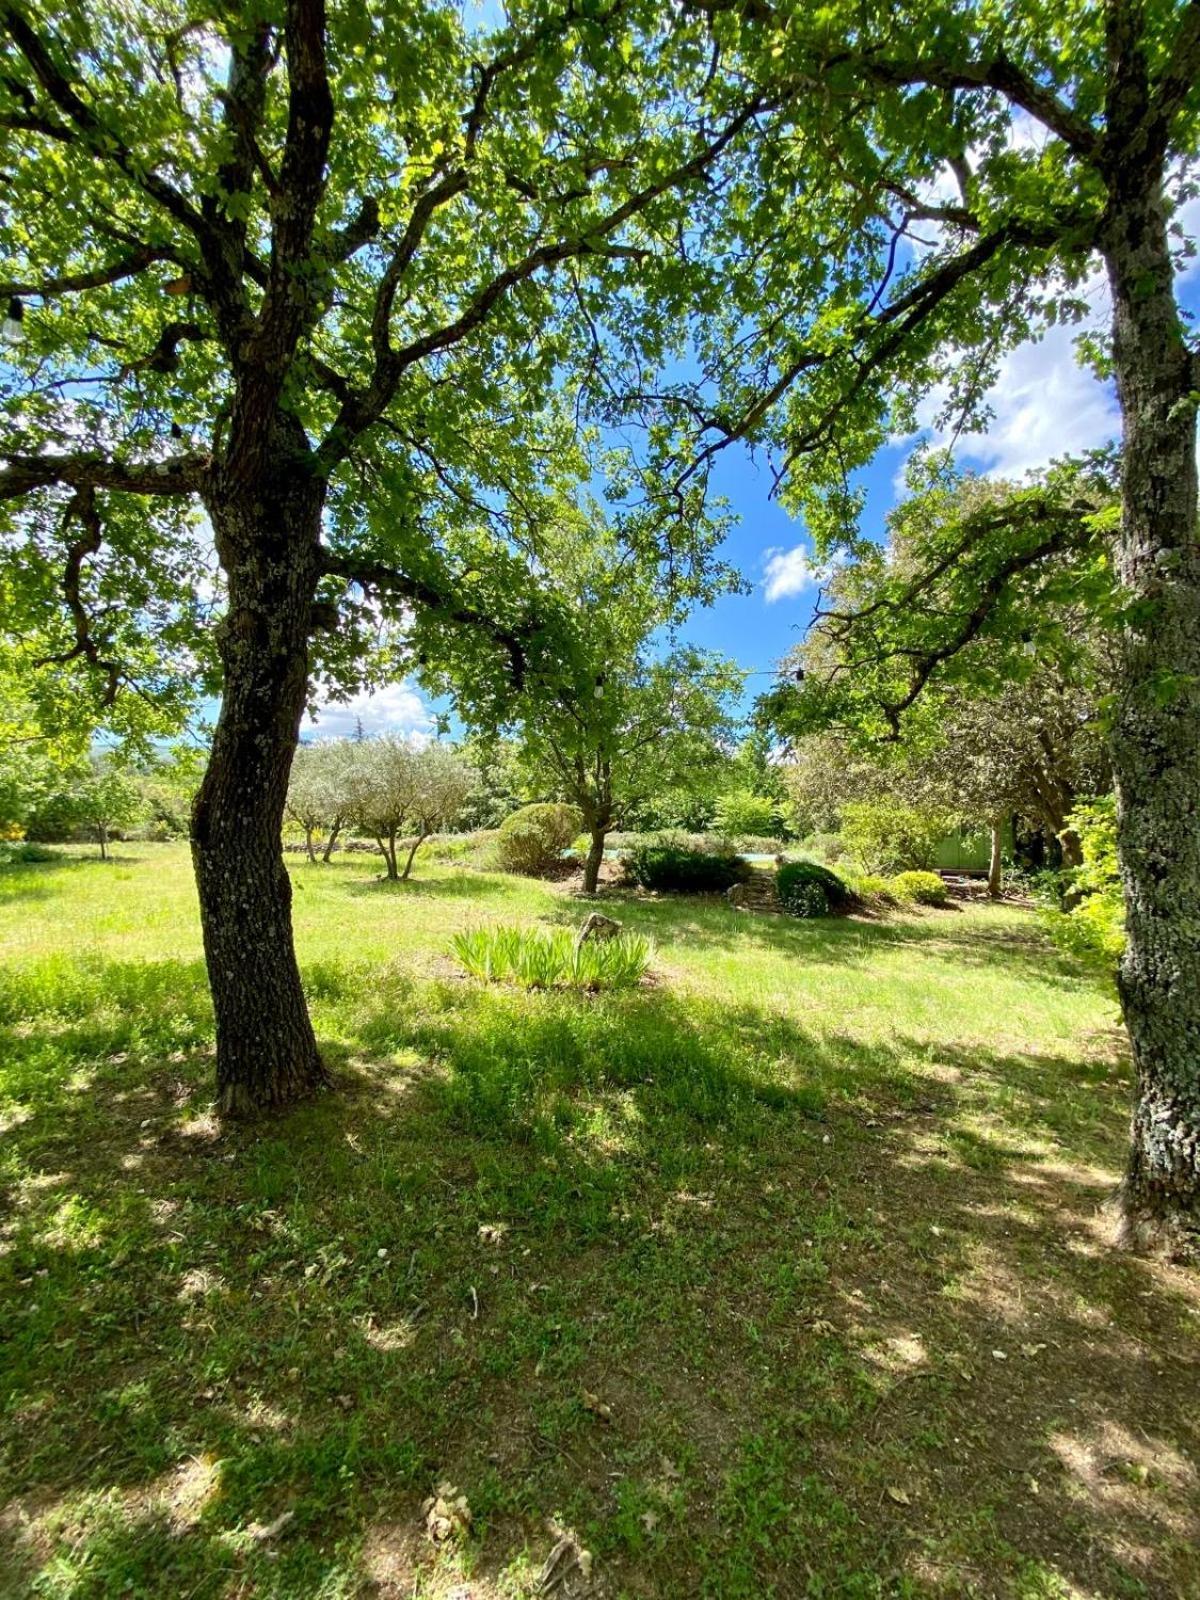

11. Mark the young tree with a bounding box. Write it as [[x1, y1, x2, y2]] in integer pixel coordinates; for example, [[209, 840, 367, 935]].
[[350, 738, 473, 881], [0, 0, 783, 1111], [438, 507, 743, 893], [286, 739, 355, 863], [76, 754, 146, 859], [546, 646, 743, 893], [674, 0, 1200, 1250]]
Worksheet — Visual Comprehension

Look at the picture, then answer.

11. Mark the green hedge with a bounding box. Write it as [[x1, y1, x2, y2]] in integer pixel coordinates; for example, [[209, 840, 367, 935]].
[[624, 842, 750, 894], [776, 860, 853, 918]]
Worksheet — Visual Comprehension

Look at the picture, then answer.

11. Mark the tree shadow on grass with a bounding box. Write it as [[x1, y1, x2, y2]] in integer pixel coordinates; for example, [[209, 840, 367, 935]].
[[541, 888, 1099, 993], [343, 868, 526, 902], [1, 956, 1196, 1599]]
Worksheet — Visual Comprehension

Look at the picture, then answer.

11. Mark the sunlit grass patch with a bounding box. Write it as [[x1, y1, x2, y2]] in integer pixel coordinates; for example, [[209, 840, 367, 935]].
[[0, 842, 1195, 1600]]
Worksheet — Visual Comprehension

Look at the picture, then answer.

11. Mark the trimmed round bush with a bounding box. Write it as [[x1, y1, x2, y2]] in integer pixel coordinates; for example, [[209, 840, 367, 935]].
[[496, 803, 584, 876], [889, 870, 949, 906], [776, 860, 853, 918], [624, 841, 749, 894]]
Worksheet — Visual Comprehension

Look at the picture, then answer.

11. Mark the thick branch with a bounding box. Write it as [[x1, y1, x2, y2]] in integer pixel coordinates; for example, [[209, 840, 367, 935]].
[[1150, 0, 1200, 140], [0, 451, 209, 501], [858, 50, 1101, 159], [33, 486, 121, 704], [0, 244, 178, 300]]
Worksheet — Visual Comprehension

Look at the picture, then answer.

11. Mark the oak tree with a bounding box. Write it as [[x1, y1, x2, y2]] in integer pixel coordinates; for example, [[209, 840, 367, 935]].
[[0, 0, 780, 1110]]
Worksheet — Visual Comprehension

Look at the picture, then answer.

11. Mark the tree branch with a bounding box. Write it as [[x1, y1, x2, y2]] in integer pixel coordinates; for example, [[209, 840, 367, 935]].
[[32, 485, 121, 704], [319, 548, 534, 687], [323, 91, 776, 464], [0, 244, 178, 300], [0, 3, 208, 235], [0, 451, 209, 501], [1150, 0, 1200, 139]]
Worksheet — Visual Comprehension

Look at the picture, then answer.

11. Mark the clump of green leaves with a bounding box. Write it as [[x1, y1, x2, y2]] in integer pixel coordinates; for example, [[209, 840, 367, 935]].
[[840, 800, 951, 875], [624, 839, 749, 894], [843, 871, 898, 907], [496, 804, 584, 876], [1042, 797, 1124, 970], [776, 861, 852, 918], [889, 871, 949, 907], [451, 925, 651, 990], [713, 791, 781, 840]]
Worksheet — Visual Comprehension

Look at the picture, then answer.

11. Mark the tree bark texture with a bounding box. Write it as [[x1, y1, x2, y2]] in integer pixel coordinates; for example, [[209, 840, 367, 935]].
[[987, 820, 1003, 900], [190, 440, 329, 1114], [1104, 169, 1200, 1253], [582, 824, 608, 895]]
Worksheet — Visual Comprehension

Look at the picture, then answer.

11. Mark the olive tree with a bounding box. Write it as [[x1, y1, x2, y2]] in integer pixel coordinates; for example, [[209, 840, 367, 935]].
[[349, 738, 474, 881], [286, 739, 356, 863]]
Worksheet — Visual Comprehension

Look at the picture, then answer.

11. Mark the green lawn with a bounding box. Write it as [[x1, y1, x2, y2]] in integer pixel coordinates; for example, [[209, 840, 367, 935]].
[[2, 845, 1197, 1599]]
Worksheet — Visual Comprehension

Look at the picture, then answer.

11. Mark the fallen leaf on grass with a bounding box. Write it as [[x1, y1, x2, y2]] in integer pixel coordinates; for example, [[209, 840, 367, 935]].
[[422, 1481, 471, 1543]]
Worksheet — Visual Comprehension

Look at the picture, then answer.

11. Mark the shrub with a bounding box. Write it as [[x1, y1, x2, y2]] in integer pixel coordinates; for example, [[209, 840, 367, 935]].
[[496, 803, 584, 875], [889, 870, 949, 906], [0, 841, 59, 866], [624, 839, 749, 894], [1041, 796, 1124, 970], [844, 871, 898, 907], [776, 860, 852, 918], [451, 925, 651, 989], [841, 800, 951, 873], [801, 831, 848, 865], [713, 790, 781, 840]]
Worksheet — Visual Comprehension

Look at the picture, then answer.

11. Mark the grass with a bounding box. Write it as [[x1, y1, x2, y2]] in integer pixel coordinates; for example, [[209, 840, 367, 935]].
[[1, 843, 1198, 1599], [451, 925, 652, 989]]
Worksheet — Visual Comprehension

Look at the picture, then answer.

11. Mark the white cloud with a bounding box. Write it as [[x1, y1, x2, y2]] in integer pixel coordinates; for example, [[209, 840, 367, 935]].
[[762, 543, 813, 602], [916, 317, 1120, 481], [896, 183, 1200, 487], [301, 681, 432, 742]]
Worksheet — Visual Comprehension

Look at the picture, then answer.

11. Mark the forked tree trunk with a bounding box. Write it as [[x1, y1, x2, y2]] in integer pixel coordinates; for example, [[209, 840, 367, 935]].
[[400, 828, 429, 881], [377, 832, 399, 880], [582, 823, 608, 894], [304, 823, 317, 864], [191, 458, 329, 1114], [987, 820, 1003, 900], [322, 817, 342, 862], [1104, 169, 1200, 1253]]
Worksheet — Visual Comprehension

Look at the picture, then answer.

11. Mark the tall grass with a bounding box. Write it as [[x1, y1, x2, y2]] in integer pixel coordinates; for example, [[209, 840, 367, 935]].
[[451, 924, 652, 989]]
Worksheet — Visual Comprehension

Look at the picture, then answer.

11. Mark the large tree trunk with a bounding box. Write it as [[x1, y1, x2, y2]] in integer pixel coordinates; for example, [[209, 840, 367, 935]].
[[582, 824, 608, 894], [191, 454, 328, 1115], [1104, 170, 1200, 1254]]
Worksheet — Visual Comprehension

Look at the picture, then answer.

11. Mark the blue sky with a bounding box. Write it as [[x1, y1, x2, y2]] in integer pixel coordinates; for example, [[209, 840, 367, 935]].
[[304, 291, 1132, 739]]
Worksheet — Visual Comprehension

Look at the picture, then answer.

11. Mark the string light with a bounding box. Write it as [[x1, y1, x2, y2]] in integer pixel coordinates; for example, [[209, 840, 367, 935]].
[[2, 297, 24, 344]]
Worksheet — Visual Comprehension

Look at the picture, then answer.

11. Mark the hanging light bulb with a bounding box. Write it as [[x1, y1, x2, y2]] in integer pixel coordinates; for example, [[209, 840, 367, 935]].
[[2, 297, 24, 345]]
